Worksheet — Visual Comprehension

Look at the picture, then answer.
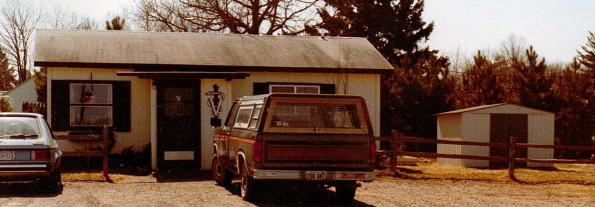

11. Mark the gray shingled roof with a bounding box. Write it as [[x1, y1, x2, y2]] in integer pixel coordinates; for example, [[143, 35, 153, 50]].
[[34, 29, 393, 73]]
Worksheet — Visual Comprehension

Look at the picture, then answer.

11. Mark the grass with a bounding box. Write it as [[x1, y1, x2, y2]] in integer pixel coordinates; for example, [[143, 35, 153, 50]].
[[62, 171, 131, 182], [377, 158, 595, 184]]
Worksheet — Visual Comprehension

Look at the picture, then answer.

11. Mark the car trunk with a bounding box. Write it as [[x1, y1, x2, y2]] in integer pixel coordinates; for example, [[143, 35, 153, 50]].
[[258, 133, 372, 170]]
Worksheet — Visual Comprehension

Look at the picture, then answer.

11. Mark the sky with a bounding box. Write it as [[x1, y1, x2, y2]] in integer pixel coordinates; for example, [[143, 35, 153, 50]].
[[4, 0, 595, 64]]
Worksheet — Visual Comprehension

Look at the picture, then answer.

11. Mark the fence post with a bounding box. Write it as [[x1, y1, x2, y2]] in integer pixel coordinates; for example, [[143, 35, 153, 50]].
[[390, 132, 399, 172], [102, 125, 112, 182], [508, 136, 517, 181]]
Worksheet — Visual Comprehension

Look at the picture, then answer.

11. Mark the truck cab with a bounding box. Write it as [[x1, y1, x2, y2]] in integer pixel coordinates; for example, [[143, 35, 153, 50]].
[[212, 93, 375, 202]]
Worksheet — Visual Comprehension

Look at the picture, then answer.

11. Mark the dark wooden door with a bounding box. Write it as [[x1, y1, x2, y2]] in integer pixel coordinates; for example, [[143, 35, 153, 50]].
[[157, 81, 201, 171], [490, 114, 528, 168]]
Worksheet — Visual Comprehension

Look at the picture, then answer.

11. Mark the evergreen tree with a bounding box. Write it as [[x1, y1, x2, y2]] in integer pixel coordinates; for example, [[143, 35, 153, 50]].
[[510, 46, 559, 112], [577, 31, 595, 71], [554, 58, 594, 158], [0, 46, 15, 91], [460, 51, 503, 107], [33, 67, 46, 103], [317, 0, 434, 65], [106, 16, 126, 30]]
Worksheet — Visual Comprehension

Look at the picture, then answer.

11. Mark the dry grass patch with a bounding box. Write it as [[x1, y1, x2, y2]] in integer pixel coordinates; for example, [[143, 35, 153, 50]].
[[62, 171, 130, 182], [377, 159, 595, 184]]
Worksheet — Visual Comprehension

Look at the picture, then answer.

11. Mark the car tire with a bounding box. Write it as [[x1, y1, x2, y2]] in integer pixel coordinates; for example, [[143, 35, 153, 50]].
[[44, 169, 63, 194], [335, 181, 357, 203], [240, 163, 258, 201], [212, 154, 232, 186]]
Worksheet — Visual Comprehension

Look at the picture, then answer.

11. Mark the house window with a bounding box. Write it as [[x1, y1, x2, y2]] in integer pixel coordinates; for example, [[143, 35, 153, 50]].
[[51, 80, 131, 132], [270, 84, 320, 94], [254, 83, 335, 95], [69, 84, 113, 127]]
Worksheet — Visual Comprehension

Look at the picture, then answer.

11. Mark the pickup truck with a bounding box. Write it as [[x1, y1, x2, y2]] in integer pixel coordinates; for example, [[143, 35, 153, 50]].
[[212, 93, 375, 202]]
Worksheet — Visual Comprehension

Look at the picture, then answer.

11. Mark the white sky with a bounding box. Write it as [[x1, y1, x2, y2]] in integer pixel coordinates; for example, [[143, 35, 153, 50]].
[[3, 0, 595, 64]]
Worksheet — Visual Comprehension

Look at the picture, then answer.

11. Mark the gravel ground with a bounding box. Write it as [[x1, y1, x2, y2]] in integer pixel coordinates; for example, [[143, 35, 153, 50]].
[[1, 174, 593, 207]]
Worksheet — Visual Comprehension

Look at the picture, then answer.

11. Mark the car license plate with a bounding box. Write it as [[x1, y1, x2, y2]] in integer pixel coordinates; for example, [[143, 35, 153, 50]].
[[306, 171, 325, 180], [0, 150, 15, 160]]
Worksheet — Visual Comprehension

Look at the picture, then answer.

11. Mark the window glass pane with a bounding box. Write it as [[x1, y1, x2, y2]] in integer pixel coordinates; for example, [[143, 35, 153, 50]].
[[70, 83, 112, 104], [296, 86, 319, 94], [248, 106, 262, 129], [234, 106, 253, 128], [70, 106, 113, 126], [269, 102, 361, 129], [0, 117, 40, 138]]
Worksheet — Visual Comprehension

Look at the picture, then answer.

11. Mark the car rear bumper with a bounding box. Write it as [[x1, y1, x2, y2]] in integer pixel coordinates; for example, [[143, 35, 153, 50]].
[[253, 169, 375, 182], [0, 164, 51, 179]]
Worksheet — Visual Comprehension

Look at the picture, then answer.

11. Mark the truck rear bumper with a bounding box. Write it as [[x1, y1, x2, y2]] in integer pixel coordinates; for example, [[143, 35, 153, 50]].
[[253, 169, 375, 182]]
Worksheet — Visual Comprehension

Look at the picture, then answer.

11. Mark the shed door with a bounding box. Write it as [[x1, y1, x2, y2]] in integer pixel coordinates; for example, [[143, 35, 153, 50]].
[[489, 114, 528, 168], [157, 81, 201, 171]]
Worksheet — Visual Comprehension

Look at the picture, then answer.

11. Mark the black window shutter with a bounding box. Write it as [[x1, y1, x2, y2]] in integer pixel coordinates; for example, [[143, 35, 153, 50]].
[[51, 80, 70, 131], [320, 84, 336, 94], [253, 82, 269, 95], [113, 82, 131, 132]]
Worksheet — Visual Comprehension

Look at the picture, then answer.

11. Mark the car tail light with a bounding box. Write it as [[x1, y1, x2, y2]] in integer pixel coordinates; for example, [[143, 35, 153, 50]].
[[253, 141, 263, 162], [31, 150, 49, 161], [370, 142, 376, 165]]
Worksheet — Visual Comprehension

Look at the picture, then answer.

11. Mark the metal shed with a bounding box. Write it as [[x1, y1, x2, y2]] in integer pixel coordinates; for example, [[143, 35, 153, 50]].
[[436, 103, 554, 168]]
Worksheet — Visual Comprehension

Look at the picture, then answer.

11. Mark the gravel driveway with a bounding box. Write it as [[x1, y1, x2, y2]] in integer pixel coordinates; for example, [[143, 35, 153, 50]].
[[1, 173, 593, 207]]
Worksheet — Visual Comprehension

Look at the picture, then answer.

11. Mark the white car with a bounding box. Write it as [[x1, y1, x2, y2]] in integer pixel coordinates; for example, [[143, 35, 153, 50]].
[[0, 112, 62, 193]]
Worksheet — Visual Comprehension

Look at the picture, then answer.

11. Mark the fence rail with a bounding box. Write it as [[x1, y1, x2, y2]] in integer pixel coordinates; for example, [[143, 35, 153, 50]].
[[376, 130, 595, 181]]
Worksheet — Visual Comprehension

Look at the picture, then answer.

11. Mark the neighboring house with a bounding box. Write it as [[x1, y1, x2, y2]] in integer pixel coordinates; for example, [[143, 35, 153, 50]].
[[436, 103, 554, 168], [2, 78, 39, 112], [34, 29, 393, 171]]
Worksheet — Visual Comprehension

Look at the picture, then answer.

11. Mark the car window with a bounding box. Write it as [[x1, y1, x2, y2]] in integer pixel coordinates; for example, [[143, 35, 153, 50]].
[[0, 117, 40, 139]]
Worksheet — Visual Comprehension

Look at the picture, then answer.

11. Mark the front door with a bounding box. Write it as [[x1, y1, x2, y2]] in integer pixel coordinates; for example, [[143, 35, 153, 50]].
[[157, 81, 201, 170], [489, 114, 528, 168]]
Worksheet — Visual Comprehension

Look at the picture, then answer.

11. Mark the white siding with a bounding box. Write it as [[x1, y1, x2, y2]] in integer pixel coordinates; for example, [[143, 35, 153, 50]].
[[461, 113, 490, 167], [527, 114, 554, 167], [437, 113, 463, 166]]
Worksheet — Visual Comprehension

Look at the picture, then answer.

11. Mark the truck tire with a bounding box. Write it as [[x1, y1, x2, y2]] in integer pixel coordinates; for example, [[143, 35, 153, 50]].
[[240, 163, 258, 201], [335, 181, 357, 203], [212, 154, 232, 186]]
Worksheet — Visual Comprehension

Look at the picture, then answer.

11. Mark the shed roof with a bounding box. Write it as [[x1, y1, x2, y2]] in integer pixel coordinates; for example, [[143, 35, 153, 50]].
[[437, 103, 553, 116], [34, 29, 393, 73]]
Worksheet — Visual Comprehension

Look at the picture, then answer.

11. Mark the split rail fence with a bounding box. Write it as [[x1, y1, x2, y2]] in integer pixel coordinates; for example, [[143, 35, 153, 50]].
[[376, 130, 595, 180]]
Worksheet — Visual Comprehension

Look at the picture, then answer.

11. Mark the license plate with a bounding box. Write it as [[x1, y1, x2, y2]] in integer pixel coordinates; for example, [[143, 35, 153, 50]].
[[0, 150, 15, 160], [306, 171, 325, 180]]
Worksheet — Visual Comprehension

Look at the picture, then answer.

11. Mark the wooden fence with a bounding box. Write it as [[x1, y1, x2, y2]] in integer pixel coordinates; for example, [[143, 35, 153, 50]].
[[376, 130, 595, 181]]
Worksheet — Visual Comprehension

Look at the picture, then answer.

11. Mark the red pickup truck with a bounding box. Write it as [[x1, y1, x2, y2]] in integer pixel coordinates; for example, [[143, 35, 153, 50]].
[[212, 93, 375, 202]]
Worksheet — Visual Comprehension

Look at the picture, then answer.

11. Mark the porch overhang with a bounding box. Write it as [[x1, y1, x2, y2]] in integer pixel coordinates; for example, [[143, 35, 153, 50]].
[[116, 71, 250, 80]]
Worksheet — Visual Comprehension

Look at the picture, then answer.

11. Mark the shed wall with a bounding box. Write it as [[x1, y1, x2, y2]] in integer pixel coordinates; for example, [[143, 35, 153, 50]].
[[437, 113, 463, 166]]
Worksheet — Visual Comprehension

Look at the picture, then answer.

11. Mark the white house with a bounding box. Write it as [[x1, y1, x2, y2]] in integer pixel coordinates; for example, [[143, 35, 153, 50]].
[[33, 29, 393, 171], [436, 103, 554, 168], [2, 78, 39, 112]]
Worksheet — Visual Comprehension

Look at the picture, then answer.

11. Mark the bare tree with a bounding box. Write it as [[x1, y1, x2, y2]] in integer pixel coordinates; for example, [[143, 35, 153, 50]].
[[44, 5, 100, 30], [0, 0, 41, 83], [130, 0, 321, 35], [500, 34, 527, 64]]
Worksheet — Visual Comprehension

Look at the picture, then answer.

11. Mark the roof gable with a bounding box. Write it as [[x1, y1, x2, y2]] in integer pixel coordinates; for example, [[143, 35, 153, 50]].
[[34, 29, 393, 73], [437, 103, 553, 116]]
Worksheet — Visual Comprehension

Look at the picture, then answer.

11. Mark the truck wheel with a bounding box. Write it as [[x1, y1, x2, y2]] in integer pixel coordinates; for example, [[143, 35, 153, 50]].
[[335, 181, 357, 203], [212, 154, 232, 186], [240, 163, 258, 201]]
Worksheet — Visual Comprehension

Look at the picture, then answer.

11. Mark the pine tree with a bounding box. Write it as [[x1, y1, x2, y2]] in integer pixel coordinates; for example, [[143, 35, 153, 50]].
[[106, 16, 126, 30], [510, 46, 559, 112], [0, 46, 15, 91], [317, 0, 434, 65], [577, 31, 595, 71], [461, 51, 503, 107]]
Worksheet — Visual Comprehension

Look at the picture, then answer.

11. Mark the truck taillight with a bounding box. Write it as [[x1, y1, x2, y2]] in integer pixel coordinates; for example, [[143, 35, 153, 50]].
[[370, 143, 376, 165], [253, 141, 263, 162], [31, 150, 49, 161]]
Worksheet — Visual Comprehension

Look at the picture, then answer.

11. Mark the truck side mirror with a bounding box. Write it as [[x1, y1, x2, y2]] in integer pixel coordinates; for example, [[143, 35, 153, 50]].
[[210, 118, 222, 127]]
